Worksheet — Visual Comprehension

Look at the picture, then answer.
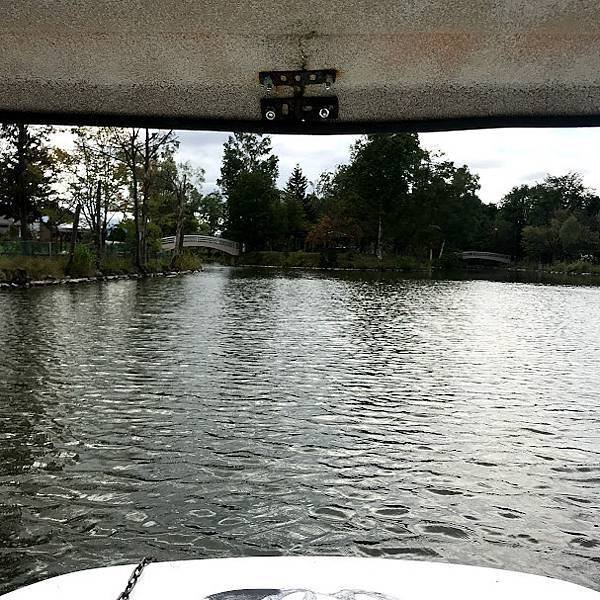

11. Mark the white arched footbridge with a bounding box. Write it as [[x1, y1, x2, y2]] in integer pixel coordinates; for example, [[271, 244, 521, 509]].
[[161, 235, 241, 256], [462, 251, 512, 264]]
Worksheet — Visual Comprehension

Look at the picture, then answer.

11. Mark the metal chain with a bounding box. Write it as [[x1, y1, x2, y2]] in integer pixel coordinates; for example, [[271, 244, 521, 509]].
[[116, 557, 153, 600]]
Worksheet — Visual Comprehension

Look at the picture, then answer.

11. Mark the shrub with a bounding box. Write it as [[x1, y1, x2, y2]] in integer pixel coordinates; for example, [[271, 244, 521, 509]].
[[0, 256, 67, 281], [170, 253, 202, 271], [68, 245, 95, 277], [101, 257, 134, 275]]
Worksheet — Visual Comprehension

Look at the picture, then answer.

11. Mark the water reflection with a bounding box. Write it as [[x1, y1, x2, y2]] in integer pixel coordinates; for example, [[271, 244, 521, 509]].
[[0, 268, 599, 593]]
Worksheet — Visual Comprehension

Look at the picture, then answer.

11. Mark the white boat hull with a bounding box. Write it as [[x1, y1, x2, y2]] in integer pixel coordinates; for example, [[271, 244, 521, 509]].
[[2, 557, 598, 599]]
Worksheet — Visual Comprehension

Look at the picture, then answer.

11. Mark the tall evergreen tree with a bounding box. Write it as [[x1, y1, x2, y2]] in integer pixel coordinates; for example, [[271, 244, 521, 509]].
[[0, 124, 56, 239], [286, 164, 316, 224]]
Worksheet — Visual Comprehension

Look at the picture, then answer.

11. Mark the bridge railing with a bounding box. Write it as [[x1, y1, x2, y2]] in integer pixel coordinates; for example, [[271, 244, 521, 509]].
[[182, 235, 239, 251], [461, 251, 512, 264], [161, 235, 240, 255]]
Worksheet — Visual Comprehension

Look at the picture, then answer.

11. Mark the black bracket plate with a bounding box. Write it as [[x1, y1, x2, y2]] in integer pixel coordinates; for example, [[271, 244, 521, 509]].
[[261, 97, 339, 123], [259, 70, 336, 89]]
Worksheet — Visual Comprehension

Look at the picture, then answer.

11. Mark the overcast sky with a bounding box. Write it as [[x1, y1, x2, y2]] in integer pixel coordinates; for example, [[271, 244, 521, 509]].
[[57, 127, 600, 205], [173, 127, 600, 205]]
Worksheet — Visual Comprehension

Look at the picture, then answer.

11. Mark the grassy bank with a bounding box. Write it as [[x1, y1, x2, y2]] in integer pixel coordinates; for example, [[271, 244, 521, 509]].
[[513, 259, 600, 275], [0, 252, 202, 285], [219, 251, 600, 277], [233, 250, 429, 271]]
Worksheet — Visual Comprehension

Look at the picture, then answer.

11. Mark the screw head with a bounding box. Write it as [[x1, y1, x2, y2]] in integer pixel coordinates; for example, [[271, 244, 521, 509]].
[[319, 107, 330, 119], [265, 109, 277, 121]]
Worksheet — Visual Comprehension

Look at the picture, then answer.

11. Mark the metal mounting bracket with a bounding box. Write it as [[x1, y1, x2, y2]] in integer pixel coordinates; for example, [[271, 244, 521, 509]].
[[261, 97, 339, 123], [259, 69, 336, 91], [259, 69, 338, 123]]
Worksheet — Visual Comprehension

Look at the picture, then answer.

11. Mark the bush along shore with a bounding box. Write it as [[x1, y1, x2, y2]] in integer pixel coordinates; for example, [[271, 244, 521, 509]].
[[0, 250, 203, 289], [214, 250, 600, 276], [222, 250, 432, 271]]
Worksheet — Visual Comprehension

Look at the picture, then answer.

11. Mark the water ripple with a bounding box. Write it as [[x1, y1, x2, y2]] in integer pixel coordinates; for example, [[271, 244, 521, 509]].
[[1, 268, 599, 592]]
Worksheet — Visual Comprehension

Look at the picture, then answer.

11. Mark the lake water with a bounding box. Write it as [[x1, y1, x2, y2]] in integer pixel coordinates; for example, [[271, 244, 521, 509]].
[[1, 267, 599, 593]]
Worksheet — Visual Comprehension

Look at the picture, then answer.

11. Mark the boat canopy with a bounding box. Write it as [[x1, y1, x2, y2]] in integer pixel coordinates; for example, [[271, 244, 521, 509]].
[[1, 0, 599, 133]]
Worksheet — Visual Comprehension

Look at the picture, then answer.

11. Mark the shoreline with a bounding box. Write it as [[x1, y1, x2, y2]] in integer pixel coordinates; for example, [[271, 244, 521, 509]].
[[0, 268, 203, 290], [3, 261, 600, 291]]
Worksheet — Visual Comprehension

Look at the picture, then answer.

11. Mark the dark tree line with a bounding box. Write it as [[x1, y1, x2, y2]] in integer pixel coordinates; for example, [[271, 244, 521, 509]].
[[494, 173, 600, 262], [217, 132, 600, 264], [2, 125, 599, 267], [218, 132, 497, 260]]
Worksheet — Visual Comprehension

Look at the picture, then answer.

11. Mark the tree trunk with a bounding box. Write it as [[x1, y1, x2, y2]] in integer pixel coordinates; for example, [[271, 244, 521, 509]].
[[376, 210, 383, 261], [94, 180, 102, 270], [15, 124, 29, 241], [101, 182, 109, 250], [141, 128, 151, 266], [66, 204, 81, 276], [438, 239, 446, 260], [130, 136, 142, 271], [171, 177, 186, 269], [429, 247, 433, 276]]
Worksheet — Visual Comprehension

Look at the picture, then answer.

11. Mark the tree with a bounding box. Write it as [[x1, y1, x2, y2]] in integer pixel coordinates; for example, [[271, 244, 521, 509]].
[[140, 129, 179, 264], [197, 191, 225, 236], [107, 128, 178, 270], [287, 164, 316, 223], [306, 213, 363, 250], [287, 164, 308, 201], [218, 133, 280, 250], [59, 127, 124, 267], [409, 159, 485, 256], [315, 135, 488, 259], [327, 134, 428, 258], [522, 225, 558, 263], [500, 173, 600, 261], [218, 133, 278, 197], [496, 185, 533, 257], [0, 124, 56, 239], [160, 159, 204, 261], [281, 165, 311, 249], [108, 128, 143, 269], [559, 214, 599, 259]]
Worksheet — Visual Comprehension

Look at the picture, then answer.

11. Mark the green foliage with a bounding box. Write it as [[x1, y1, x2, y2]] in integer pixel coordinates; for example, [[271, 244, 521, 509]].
[[522, 225, 557, 262], [169, 253, 202, 271], [69, 244, 95, 277], [218, 133, 278, 197], [197, 191, 225, 235], [0, 256, 66, 281], [236, 251, 425, 270], [238, 251, 321, 268], [2, 123, 599, 273], [499, 172, 600, 263], [100, 256, 134, 275], [225, 168, 280, 251], [219, 133, 281, 251], [311, 134, 486, 258], [60, 127, 125, 260], [559, 214, 599, 258], [147, 155, 204, 247], [552, 260, 600, 274], [0, 124, 57, 238]]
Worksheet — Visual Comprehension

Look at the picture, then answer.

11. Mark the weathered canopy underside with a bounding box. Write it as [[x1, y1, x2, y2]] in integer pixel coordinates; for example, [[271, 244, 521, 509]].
[[1, 1, 599, 133]]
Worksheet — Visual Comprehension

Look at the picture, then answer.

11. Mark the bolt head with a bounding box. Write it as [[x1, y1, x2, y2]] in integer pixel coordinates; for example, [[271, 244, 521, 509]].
[[265, 109, 277, 121], [319, 107, 330, 119]]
